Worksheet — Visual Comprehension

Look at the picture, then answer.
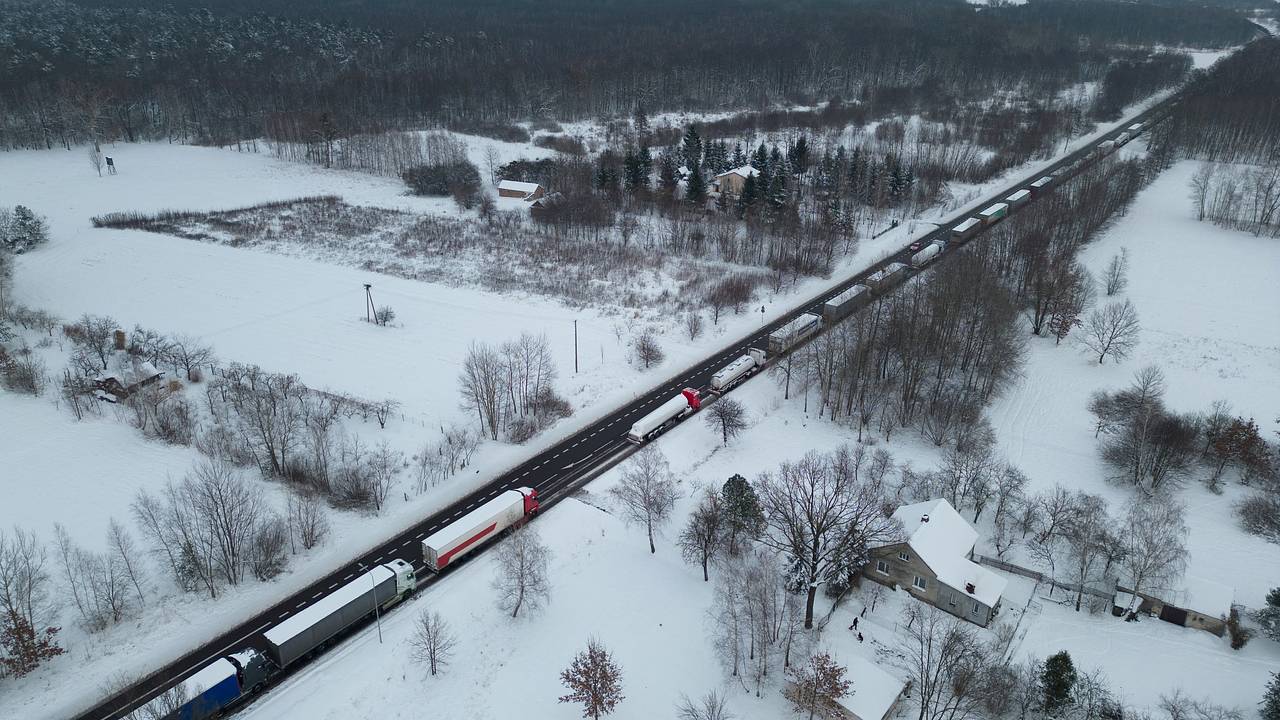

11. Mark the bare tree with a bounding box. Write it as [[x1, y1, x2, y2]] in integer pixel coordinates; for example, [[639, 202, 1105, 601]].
[[372, 398, 400, 429], [1102, 248, 1129, 296], [559, 636, 625, 720], [365, 440, 403, 513], [1189, 162, 1216, 222], [610, 446, 680, 554], [107, 518, 147, 607], [1082, 299, 1139, 364], [684, 311, 705, 340], [72, 314, 119, 370], [676, 690, 734, 720], [1119, 497, 1187, 611], [459, 341, 505, 440], [1159, 689, 1245, 720], [902, 604, 991, 720], [633, 329, 665, 369], [165, 334, 215, 382], [758, 446, 899, 628], [679, 488, 726, 581], [408, 608, 458, 676], [286, 490, 331, 551], [1061, 493, 1115, 612], [783, 650, 851, 720], [704, 397, 748, 445], [88, 144, 103, 176], [492, 524, 551, 618], [0, 525, 62, 676]]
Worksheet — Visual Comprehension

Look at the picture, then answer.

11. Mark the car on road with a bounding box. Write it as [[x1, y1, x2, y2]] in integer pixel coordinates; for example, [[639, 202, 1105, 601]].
[[909, 240, 923, 251]]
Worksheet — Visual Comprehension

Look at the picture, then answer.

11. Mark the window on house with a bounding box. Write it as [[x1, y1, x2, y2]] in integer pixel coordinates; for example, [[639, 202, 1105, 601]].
[[898, 551, 910, 562], [913, 576, 927, 591], [876, 560, 889, 575], [973, 601, 982, 614]]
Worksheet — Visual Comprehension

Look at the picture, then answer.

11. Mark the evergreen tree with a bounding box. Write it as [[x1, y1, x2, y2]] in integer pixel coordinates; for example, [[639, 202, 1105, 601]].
[[787, 135, 809, 175], [638, 145, 653, 183], [736, 174, 759, 217], [622, 149, 644, 193], [765, 171, 788, 222], [752, 143, 770, 174], [595, 152, 621, 193], [1254, 587, 1280, 641], [704, 140, 730, 174], [681, 126, 703, 170], [1263, 673, 1280, 720], [5, 205, 49, 254], [732, 143, 747, 169], [657, 151, 680, 197], [721, 473, 765, 553], [1042, 651, 1077, 714], [685, 161, 707, 207], [632, 102, 649, 142]]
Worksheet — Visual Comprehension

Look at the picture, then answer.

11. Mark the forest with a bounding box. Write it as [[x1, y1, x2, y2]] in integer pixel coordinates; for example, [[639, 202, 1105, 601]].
[[0, 0, 1261, 150]]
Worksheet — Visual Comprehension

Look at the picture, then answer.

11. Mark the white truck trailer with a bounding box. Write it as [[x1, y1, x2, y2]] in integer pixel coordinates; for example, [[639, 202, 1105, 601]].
[[822, 284, 870, 323], [865, 262, 909, 290], [910, 241, 944, 268], [951, 217, 981, 242], [421, 488, 539, 570], [263, 559, 415, 668], [710, 349, 767, 392], [767, 312, 822, 355], [978, 203, 1009, 225], [627, 389, 702, 443]]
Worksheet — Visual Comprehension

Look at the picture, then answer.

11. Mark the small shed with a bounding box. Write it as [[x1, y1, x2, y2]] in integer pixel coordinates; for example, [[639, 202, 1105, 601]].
[[94, 357, 163, 402], [497, 180, 546, 200], [834, 656, 907, 720]]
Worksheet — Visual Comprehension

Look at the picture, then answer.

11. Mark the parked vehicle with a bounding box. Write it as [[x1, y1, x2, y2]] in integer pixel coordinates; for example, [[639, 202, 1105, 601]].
[[146, 650, 272, 720], [822, 285, 871, 323], [1128, 122, 1143, 133], [910, 241, 944, 268], [1028, 176, 1054, 196], [422, 488, 539, 569], [865, 262, 909, 290], [710, 349, 767, 392], [1005, 189, 1031, 208], [951, 217, 981, 242], [1116, 131, 1132, 145], [766, 313, 822, 355], [263, 559, 415, 667], [627, 388, 702, 443], [1095, 139, 1117, 155], [978, 203, 1009, 225]]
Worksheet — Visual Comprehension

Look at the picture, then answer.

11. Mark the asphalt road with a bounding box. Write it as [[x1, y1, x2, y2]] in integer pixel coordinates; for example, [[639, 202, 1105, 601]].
[[76, 96, 1177, 720]]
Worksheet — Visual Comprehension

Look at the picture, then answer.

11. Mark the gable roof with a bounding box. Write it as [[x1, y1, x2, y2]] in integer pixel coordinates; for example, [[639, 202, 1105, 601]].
[[891, 498, 1007, 607], [497, 179, 543, 194], [715, 164, 758, 180]]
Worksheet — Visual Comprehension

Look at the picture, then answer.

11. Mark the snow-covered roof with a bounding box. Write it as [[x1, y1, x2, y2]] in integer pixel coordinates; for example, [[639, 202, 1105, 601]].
[[892, 499, 1008, 607], [715, 165, 758, 179], [953, 217, 981, 232], [1168, 576, 1234, 618], [497, 180, 542, 193], [1029, 176, 1053, 188], [978, 203, 1008, 217], [264, 564, 395, 646], [836, 656, 905, 720], [95, 355, 161, 386], [1006, 189, 1031, 202]]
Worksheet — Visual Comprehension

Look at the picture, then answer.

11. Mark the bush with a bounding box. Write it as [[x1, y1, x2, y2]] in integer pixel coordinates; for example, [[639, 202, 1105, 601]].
[[1227, 608, 1252, 650], [375, 305, 396, 326], [402, 160, 483, 199], [1237, 493, 1280, 542], [534, 134, 587, 155], [448, 120, 530, 143], [1, 352, 47, 395], [497, 158, 559, 188]]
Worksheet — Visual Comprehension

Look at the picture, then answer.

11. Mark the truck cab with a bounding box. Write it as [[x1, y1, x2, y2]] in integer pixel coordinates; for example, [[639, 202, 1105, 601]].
[[387, 559, 416, 598], [228, 648, 273, 693]]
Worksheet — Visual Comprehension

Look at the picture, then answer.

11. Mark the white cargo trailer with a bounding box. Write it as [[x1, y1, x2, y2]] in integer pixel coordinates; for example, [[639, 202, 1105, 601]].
[[767, 313, 822, 354], [626, 388, 701, 443], [865, 262, 909, 290], [710, 349, 767, 391], [422, 488, 538, 571], [263, 559, 415, 668], [1005, 188, 1031, 208], [951, 217, 981, 241], [823, 284, 870, 322], [911, 242, 943, 268], [1028, 176, 1054, 195], [1128, 122, 1143, 133], [978, 203, 1009, 225]]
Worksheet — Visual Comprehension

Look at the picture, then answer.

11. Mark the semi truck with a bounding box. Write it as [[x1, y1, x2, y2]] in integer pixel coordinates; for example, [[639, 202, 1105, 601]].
[[710, 349, 767, 392], [822, 284, 870, 323], [767, 312, 822, 355], [865, 262, 909, 290], [421, 487, 539, 569], [262, 559, 415, 668], [1028, 176, 1054, 196], [910, 241, 944, 268], [951, 217, 981, 242], [978, 203, 1009, 225], [626, 388, 701, 443], [1005, 188, 1031, 209]]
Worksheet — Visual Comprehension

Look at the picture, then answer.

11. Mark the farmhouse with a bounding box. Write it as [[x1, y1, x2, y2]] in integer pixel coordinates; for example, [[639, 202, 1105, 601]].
[[712, 165, 758, 198], [94, 355, 164, 402], [497, 179, 546, 200], [865, 498, 1007, 627]]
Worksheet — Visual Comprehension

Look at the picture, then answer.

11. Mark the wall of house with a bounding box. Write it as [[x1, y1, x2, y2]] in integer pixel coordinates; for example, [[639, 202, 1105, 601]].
[[864, 543, 993, 627]]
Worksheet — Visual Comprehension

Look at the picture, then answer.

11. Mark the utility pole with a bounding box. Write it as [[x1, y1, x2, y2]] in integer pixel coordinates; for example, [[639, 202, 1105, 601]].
[[364, 283, 375, 324], [760, 305, 766, 326], [574, 319, 579, 374], [361, 562, 384, 643]]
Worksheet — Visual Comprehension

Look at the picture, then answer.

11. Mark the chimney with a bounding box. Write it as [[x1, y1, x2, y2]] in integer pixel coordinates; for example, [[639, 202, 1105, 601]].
[[113, 329, 127, 351], [965, 582, 976, 594], [920, 514, 930, 523]]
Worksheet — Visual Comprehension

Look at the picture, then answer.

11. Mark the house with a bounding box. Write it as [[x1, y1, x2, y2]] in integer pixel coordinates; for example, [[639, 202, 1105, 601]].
[[497, 179, 546, 200], [528, 191, 564, 218], [712, 165, 758, 198], [1123, 576, 1233, 637], [835, 656, 907, 720], [865, 498, 1008, 627], [94, 355, 164, 402]]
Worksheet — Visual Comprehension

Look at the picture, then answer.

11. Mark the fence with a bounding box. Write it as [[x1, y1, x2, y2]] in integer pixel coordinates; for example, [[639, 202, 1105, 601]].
[[973, 554, 1117, 602]]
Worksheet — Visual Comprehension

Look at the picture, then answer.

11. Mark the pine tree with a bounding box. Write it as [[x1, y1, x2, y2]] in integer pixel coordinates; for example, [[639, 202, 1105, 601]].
[[732, 143, 747, 169], [559, 637, 624, 720], [1042, 651, 1077, 714], [657, 151, 680, 197], [632, 103, 649, 142], [736, 174, 759, 217], [622, 149, 643, 193], [1254, 587, 1280, 641], [765, 172, 788, 222], [722, 474, 764, 553], [686, 161, 707, 207], [787, 135, 809, 175], [1262, 673, 1280, 720], [682, 126, 703, 171], [5, 205, 49, 254], [638, 146, 653, 185]]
